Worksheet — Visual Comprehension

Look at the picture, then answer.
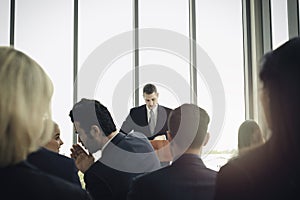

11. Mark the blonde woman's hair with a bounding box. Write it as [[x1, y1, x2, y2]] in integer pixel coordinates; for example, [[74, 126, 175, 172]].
[[0, 47, 54, 167]]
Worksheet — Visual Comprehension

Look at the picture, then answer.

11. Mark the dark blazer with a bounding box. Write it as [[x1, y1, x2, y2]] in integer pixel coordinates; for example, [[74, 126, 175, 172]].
[[120, 104, 172, 140], [27, 147, 81, 186], [84, 132, 161, 200], [214, 140, 300, 200], [127, 154, 217, 200], [0, 161, 91, 200]]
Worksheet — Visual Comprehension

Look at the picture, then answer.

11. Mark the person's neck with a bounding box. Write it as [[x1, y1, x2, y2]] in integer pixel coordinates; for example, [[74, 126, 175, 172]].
[[99, 131, 119, 154], [107, 131, 118, 140], [184, 147, 202, 155]]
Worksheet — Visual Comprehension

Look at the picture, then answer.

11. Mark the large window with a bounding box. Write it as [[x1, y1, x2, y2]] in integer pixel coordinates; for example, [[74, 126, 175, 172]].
[[14, 0, 73, 155], [0, 0, 10, 45], [6, 0, 245, 167], [4, 1, 296, 169], [196, 0, 245, 170], [78, 0, 133, 129], [271, 0, 289, 48], [138, 0, 190, 110]]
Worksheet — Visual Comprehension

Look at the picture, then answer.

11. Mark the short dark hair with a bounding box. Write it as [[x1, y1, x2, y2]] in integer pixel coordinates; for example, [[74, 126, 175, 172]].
[[143, 83, 157, 94], [69, 98, 116, 136], [168, 104, 210, 149]]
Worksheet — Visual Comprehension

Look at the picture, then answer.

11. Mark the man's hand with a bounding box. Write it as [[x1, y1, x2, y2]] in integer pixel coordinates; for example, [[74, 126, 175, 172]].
[[70, 144, 94, 173]]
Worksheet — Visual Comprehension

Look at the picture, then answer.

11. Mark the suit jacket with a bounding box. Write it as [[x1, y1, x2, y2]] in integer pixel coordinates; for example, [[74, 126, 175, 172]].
[[27, 147, 81, 186], [120, 104, 172, 139], [127, 154, 217, 200], [84, 132, 161, 200], [0, 161, 91, 200], [214, 140, 300, 200]]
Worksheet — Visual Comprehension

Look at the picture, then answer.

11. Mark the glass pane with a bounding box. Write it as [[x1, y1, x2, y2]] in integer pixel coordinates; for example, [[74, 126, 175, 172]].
[[139, 0, 189, 35], [299, 0, 300, 27], [78, 0, 133, 129], [139, 0, 190, 109], [0, 0, 10, 45], [14, 0, 73, 156], [196, 0, 245, 171], [138, 50, 190, 109], [271, 0, 289, 49]]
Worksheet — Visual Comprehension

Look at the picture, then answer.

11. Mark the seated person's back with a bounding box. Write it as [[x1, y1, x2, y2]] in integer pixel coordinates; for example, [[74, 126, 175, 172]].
[[127, 104, 217, 200], [1, 161, 89, 200], [27, 122, 81, 186]]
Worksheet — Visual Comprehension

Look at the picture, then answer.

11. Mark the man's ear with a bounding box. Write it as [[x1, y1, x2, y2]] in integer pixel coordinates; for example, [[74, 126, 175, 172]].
[[167, 131, 173, 142], [203, 132, 210, 146], [74, 121, 80, 131], [90, 125, 101, 137]]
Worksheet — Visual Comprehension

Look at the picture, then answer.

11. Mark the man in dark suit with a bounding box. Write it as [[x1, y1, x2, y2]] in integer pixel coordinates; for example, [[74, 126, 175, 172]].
[[127, 104, 217, 200], [69, 98, 160, 200], [120, 83, 172, 140]]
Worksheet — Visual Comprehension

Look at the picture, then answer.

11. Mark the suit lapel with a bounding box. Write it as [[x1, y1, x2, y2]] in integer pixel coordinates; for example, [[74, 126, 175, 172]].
[[110, 133, 126, 146], [142, 105, 148, 125], [141, 105, 167, 135]]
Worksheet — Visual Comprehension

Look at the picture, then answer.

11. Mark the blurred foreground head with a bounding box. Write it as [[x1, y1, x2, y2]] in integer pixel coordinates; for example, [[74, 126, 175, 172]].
[[0, 47, 54, 167], [167, 103, 210, 156], [259, 37, 300, 153]]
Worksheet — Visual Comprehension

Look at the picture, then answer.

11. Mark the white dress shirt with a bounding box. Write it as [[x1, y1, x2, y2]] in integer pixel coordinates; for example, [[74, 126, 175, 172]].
[[92, 132, 118, 162]]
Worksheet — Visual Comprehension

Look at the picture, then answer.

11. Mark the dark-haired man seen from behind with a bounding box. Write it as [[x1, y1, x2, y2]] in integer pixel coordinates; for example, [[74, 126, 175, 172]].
[[127, 104, 217, 200], [69, 98, 160, 200], [120, 83, 172, 140]]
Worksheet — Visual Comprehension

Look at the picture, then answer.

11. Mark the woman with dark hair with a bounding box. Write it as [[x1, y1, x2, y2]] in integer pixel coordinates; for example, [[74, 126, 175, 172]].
[[214, 37, 300, 200]]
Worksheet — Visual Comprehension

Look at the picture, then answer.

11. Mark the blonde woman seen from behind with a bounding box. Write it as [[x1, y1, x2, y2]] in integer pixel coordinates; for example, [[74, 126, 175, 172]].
[[0, 47, 91, 200]]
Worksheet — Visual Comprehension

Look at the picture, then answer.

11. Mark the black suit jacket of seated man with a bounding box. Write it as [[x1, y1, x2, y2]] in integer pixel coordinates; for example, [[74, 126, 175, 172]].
[[120, 104, 172, 140], [127, 154, 217, 200], [84, 131, 161, 200]]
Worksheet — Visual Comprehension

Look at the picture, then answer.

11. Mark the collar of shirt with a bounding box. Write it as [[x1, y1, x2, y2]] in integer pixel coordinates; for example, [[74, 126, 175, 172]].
[[146, 104, 158, 122], [92, 132, 118, 162]]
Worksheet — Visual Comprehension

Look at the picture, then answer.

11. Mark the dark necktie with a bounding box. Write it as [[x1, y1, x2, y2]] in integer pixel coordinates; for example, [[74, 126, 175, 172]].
[[149, 109, 156, 134]]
